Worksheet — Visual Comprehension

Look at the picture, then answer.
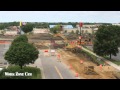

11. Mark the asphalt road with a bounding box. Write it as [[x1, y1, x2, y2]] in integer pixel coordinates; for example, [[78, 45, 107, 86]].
[[38, 50, 79, 79], [0, 43, 10, 67]]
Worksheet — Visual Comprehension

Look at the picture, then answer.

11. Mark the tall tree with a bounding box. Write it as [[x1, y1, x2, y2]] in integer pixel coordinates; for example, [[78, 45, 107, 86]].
[[50, 25, 61, 34], [76, 30, 79, 35], [4, 35, 39, 69], [21, 23, 35, 33], [71, 30, 74, 34], [11, 35, 28, 45], [93, 25, 120, 59]]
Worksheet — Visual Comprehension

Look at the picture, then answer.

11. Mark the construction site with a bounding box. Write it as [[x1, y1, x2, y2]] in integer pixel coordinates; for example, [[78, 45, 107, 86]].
[[0, 25, 120, 79], [26, 32, 120, 79]]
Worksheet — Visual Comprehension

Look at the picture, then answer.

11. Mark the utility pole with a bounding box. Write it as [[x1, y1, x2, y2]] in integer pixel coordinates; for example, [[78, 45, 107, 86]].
[[79, 22, 83, 45], [19, 21, 22, 35]]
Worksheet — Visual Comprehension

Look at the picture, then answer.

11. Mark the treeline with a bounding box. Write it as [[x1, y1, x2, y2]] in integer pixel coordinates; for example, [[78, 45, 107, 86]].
[[0, 22, 112, 30]]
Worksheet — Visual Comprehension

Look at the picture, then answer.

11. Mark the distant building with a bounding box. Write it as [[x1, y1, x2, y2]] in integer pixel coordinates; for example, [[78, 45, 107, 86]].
[[4, 31, 18, 36], [4, 26, 20, 36], [32, 28, 49, 34], [62, 25, 77, 33], [76, 24, 99, 34], [49, 25, 77, 33], [112, 23, 120, 26]]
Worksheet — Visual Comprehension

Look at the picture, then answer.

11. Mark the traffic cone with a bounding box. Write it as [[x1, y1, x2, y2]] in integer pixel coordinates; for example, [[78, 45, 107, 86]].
[[75, 72, 78, 77], [80, 60, 83, 64], [100, 64, 102, 70], [69, 64, 72, 69]]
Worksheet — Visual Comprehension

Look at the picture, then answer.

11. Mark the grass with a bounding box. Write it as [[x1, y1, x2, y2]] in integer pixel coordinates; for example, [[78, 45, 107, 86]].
[[78, 48, 104, 65], [104, 56, 120, 66], [0, 65, 42, 79], [83, 46, 120, 66], [82, 45, 93, 52]]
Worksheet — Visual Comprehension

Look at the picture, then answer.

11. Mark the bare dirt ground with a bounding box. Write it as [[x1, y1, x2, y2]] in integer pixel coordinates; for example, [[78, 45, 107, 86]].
[[57, 49, 119, 79], [28, 33, 63, 40]]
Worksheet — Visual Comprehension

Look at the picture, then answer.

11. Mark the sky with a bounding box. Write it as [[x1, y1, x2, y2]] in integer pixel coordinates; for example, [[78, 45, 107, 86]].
[[0, 11, 120, 23]]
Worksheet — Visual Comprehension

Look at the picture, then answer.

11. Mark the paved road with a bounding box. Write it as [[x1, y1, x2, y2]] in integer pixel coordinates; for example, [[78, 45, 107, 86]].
[[0, 43, 10, 67], [37, 50, 79, 79]]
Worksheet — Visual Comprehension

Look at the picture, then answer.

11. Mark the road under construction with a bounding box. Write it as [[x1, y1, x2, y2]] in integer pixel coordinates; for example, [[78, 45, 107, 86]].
[[1, 32, 120, 79]]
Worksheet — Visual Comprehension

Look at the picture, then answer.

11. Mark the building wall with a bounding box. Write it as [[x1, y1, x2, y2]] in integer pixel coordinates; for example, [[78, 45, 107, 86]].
[[4, 31, 18, 35], [76, 24, 99, 34], [63, 28, 78, 33], [112, 23, 120, 26], [32, 28, 49, 34]]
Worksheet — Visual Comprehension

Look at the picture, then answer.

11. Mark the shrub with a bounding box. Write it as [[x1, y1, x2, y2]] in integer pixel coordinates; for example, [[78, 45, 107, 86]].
[[0, 65, 41, 79]]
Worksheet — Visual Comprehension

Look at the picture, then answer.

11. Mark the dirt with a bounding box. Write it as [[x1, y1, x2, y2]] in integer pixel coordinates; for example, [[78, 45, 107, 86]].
[[57, 49, 119, 79], [28, 33, 63, 40]]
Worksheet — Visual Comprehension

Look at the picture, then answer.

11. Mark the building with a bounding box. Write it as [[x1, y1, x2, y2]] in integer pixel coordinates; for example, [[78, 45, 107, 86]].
[[62, 25, 77, 33], [32, 28, 49, 34], [3, 26, 19, 36], [76, 24, 99, 34], [112, 23, 120, 26], [4, 31, 18, 36], [49, 25, 77, 33]]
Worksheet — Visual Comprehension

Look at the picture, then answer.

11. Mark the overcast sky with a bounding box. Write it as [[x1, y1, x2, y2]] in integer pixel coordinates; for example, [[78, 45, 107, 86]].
[[0, 11, 120, 23]]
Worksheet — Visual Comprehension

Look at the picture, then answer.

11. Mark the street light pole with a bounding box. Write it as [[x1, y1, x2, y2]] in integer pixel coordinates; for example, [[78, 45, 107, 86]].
[[80, 26, 81, 45], [19, 21, 22, 35], [79, 22, 83, 45]]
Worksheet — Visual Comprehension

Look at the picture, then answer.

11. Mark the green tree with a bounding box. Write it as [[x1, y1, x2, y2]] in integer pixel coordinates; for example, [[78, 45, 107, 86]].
[[5, 42, 39, 69], [21, 23, 34, 33], [76, 30, 79, 34], [0, 24, 5, 30], [93, 25, 120, 59], [11, 35, 28, 45], [64, 30, 67, 33], [71, 30, 74, 34], [50, 25, 61, 34], [5, 35, 39, 69]]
